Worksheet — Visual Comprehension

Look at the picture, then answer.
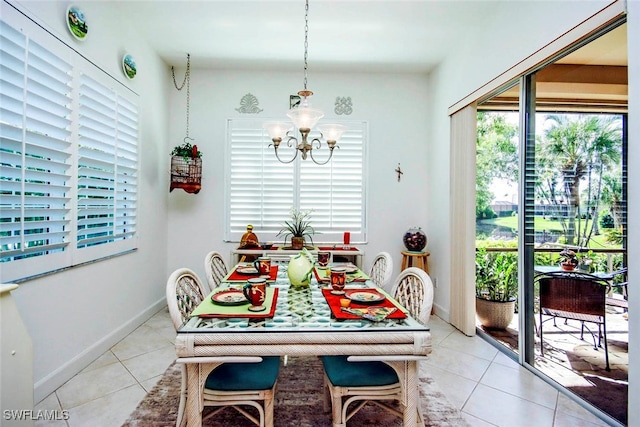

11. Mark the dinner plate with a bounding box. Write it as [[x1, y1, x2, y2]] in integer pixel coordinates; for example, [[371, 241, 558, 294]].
[[343, 264, 359, 274], [331, 264, 358, 274], [211, 289, 248, 306], [235, 266, 259, 275], [345, 290, 385, 304]]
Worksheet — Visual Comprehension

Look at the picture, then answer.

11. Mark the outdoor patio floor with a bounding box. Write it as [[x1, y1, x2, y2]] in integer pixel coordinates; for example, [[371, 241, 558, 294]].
[[478, 306, 629, 425]]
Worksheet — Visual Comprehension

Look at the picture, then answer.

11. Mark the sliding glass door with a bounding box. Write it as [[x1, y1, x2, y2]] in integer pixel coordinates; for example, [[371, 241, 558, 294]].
[[475, 21, 628, 425]]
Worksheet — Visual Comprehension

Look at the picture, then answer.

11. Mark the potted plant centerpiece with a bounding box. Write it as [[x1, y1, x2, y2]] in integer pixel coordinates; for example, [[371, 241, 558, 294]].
[[170, 140, 203, 194], [475, 249, 518, 329], [277, 208, 315, 250], [559, 248, 579, 271]]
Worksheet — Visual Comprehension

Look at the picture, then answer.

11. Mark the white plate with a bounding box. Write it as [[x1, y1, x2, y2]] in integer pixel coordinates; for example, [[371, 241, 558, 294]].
[[345, 290, 385, 304], [236, 266, 259, 275]]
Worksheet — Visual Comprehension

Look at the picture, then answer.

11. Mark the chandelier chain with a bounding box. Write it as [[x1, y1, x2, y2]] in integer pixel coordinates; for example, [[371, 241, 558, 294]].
[[303, 0, 309, 91], [172, 54, 191, 138]]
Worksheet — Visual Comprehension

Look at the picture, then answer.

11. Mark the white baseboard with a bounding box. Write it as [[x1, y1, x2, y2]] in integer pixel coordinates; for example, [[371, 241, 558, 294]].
[[34, 298, 166, 404], [432, 303, 449, 323]]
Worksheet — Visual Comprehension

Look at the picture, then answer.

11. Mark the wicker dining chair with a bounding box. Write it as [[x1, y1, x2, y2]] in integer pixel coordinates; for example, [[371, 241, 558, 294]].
[[368, 251, 394, 292], [321, 267, 434, 426], [204, 250, 229, 292], [166, 268, 280, 427]]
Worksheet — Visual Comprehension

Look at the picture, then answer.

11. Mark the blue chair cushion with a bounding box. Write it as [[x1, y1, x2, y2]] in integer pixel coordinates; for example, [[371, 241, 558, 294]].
[[205, 356, 280, 391], [321, 355, 399, 387]]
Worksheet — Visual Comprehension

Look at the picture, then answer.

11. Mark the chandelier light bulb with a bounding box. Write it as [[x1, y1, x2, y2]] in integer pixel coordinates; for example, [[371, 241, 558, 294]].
[[287, 97, 324, 130], [263, 122, 292, 141]]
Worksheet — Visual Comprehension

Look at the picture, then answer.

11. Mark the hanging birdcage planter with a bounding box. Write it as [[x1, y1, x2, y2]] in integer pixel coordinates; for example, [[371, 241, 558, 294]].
[[170, 141, 202, 193], [170, 53, 202, 194]]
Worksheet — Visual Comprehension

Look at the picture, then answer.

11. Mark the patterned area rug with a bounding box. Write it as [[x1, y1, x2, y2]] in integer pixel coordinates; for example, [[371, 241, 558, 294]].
[[122, 356, 468, 426]]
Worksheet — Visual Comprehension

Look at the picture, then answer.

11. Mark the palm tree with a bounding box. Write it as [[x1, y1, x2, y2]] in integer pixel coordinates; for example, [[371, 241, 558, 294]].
[[476, 112, 518, 219], [600, 171, 624, 229], [538, 114, 621, 246]]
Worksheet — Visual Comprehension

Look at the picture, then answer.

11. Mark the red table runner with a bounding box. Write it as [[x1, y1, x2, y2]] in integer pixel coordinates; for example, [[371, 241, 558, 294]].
[[321, 288, 407, 320]]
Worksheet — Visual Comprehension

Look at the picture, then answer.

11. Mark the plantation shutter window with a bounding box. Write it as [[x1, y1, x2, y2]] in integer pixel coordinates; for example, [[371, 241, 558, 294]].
[[226, 118, 367, 243], [77, 74, 138, 250], [0, 7, 138, 282], [0, 20, 72, 263]]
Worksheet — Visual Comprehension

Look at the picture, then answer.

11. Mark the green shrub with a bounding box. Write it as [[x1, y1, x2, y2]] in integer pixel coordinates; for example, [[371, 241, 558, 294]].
[[599, 213, 615, 229], [475, 248, 518, 302]]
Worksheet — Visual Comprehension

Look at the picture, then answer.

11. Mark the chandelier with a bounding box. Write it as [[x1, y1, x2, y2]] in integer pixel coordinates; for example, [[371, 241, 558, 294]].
[[263, 0, 346, 165]]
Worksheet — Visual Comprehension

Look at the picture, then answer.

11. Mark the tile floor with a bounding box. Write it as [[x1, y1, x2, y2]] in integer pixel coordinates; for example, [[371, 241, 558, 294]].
[[34, 308, 614, 427]]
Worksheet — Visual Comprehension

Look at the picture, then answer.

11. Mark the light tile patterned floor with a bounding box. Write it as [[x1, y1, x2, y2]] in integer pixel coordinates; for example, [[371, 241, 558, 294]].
[[34, 309, 612, 427]]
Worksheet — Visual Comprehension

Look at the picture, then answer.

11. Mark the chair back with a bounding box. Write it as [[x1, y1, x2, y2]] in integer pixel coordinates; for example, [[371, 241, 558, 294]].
[[538, 272, 608, 317], [390, 267, 434, 325], [204, 251, 229, 292], [369, 251, 393, 291], [166, 268, 208, 330]]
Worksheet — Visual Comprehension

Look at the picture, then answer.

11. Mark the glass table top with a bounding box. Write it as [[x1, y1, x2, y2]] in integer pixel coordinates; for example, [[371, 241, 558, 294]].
[[179, 265, 428, 333]]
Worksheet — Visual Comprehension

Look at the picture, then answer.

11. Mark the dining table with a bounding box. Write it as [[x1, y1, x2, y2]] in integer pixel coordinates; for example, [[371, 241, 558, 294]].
[[175, 262, 432, 427]]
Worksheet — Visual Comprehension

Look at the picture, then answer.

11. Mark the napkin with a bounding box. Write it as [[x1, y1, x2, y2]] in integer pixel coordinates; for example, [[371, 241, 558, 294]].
[[341, 306, 398, 322]]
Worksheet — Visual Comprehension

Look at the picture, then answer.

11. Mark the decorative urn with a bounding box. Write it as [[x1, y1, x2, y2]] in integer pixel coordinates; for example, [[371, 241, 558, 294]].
[[403, 226, 427, 252]]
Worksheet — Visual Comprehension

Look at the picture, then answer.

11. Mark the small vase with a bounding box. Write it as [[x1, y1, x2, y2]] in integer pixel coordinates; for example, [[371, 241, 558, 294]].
[[561, 262, 576, 271], [287, 248, 314, 287], [403, 227, 427, 252]]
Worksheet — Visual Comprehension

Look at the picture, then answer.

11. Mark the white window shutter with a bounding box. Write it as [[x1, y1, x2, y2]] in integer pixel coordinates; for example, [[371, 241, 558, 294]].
[[77, 74, 137, 249], [0, 21, 72, 262], [226, 118, 367, 243], [0, 9, 138, 282]]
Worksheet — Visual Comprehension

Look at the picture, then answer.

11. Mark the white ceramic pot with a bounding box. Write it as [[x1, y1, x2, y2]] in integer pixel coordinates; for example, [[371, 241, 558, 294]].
[[287, 248, 314, 287]]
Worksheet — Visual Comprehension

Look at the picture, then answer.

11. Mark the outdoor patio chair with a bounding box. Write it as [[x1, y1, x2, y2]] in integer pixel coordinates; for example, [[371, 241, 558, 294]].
[[368, 251, 394, 292], [536, 271, 611, 371], [166, 268, 279, 427], [321, 267, 434, 426], [605, 267, 628, 313], [204, 250, 229, 292]]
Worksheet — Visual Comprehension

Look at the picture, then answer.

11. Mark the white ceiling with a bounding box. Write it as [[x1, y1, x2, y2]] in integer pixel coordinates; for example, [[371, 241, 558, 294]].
[[120, 0, 504, 73]]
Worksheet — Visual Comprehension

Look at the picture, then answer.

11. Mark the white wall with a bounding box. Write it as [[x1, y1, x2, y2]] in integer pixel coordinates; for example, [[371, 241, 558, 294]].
[[166, 68, 431, 285], [5, 1, 171, 402]]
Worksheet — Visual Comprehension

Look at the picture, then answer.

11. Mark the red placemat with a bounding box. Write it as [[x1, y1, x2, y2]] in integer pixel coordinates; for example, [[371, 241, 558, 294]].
[[224, 265, 279, 282], [321, 288, 407, 320], [194, 288, 279, 318], [317, 246, 360, 251]]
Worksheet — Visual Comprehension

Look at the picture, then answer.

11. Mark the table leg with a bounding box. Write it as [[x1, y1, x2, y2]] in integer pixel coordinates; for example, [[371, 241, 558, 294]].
[[402, 360, 422, 427], [184, 363, 202, 427], [385, 360, 422, 427]]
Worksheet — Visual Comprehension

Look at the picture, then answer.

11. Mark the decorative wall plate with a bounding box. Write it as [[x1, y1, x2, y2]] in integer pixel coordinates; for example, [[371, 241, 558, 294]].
[[66, 5, 88, 40], [122, 54, 137, 79]]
